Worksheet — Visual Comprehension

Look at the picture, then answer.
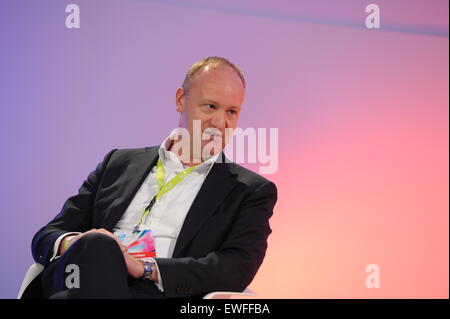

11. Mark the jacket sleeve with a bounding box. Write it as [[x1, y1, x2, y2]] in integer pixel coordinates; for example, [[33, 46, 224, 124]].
[[153, 180, 278, 298], [31, 149, 117, 267]]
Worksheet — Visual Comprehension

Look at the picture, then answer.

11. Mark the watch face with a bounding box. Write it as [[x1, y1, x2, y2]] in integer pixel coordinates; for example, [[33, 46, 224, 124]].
[[143, 261, 153, 279]]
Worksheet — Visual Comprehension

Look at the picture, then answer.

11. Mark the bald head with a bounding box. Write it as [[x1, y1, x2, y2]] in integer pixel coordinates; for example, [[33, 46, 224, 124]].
[[182, 56, 246, 96]]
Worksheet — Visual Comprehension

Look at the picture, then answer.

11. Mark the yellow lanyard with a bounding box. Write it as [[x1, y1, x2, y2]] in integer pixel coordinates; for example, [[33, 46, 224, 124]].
[[133, 158, 199, 233]]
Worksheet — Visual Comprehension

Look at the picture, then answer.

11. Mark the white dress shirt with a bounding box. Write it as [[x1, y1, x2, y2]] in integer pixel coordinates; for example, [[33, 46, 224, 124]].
[[52, 131, 220, 293]]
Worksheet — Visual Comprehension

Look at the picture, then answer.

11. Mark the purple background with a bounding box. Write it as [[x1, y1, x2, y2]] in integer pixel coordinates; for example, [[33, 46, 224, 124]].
[[0, 0, 448, 298]]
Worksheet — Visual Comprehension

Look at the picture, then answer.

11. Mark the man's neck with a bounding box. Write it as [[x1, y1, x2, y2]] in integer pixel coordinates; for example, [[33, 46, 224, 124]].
[[167, 138, 203, 167]]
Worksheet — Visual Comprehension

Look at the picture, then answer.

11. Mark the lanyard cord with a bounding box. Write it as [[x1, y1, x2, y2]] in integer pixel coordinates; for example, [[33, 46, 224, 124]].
[[133, 158, 199, 233]]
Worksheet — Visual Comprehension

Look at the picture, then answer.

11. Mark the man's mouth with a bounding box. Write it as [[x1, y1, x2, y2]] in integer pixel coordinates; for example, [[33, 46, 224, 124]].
[[203, 129, 222, 139]]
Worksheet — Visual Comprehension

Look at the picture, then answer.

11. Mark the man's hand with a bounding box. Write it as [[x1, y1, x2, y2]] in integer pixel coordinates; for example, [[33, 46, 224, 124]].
[[123, 253, 145, 279]]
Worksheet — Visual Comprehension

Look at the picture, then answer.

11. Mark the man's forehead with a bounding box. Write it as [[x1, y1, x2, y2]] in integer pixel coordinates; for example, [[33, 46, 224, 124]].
[[192, 66, 244, 89], [195, 83, 244, 107], [183, 66, 244, 109]]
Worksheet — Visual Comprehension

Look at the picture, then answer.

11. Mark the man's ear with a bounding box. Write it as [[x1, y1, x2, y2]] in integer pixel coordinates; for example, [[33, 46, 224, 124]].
[[175, 87, 185, 112]]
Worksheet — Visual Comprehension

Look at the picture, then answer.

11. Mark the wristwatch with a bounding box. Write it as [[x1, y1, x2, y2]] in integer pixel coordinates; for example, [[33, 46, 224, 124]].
[[141, 260, 154, 280]]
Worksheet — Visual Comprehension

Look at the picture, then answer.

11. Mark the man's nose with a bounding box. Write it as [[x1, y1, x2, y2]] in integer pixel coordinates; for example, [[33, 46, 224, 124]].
[[209, 114, 226, 132]]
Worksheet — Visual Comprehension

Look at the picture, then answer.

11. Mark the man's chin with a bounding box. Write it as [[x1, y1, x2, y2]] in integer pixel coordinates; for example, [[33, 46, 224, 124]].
[[201, 140, 223, 158]]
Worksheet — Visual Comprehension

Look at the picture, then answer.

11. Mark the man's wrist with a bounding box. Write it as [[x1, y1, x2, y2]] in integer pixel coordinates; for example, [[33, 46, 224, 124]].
[[137, 260, 145, 278]]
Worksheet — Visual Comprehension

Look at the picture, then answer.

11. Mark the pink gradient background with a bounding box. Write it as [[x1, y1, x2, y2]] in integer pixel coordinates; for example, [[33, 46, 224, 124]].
[[0, 0, 447, 298]]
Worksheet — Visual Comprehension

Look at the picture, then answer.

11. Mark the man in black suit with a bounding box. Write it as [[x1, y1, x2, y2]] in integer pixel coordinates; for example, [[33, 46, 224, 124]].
[[30, 56, 278, 299]]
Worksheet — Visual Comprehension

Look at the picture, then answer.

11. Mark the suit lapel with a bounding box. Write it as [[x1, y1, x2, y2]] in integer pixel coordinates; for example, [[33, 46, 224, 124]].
[[172, 152, 238, 257], [102, 146, 159, 231]]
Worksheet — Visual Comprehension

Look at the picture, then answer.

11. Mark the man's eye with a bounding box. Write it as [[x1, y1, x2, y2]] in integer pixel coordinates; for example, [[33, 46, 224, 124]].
[[228, 110, 237, 115], [206, 104, 216, 109]]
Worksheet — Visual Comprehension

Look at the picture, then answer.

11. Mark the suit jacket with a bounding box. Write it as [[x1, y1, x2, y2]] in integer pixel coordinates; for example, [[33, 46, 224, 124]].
[[31, 146, 278, 298]]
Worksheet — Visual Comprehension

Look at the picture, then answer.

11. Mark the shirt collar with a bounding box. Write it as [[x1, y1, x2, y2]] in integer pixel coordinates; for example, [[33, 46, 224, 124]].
[[158, 129, 221, 174]]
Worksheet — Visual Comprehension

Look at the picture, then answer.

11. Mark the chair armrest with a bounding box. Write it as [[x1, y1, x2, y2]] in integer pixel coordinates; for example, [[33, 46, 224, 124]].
[[17, 263, 45, 299], [203, 288, 256, 299]]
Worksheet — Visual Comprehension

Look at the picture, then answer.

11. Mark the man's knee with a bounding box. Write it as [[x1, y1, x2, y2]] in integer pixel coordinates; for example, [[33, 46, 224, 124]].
[[71, 232, 122, 256], [45, 232, 128, 298]]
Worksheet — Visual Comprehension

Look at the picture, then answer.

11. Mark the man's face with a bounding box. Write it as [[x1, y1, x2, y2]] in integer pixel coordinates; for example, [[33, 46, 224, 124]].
[[176, 66, 245, 160]]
